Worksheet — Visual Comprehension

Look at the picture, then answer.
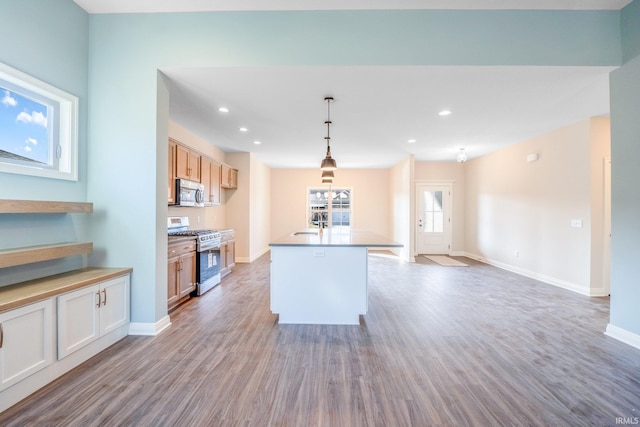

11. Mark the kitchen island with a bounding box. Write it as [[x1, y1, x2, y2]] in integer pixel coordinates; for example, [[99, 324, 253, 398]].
[[269, 229, 402, 325]]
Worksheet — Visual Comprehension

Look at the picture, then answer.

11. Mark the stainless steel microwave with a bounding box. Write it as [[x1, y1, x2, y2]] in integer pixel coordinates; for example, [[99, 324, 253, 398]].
[[175, 179, 204, 207]]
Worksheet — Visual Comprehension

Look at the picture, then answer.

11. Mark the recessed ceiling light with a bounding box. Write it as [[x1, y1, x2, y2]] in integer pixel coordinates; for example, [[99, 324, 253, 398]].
[[408, 139, 417, 143], [218, 107, 229, 113], [438, 110, 452, 116], [239, 127, 248, 132], [253, 140, 261, 145]]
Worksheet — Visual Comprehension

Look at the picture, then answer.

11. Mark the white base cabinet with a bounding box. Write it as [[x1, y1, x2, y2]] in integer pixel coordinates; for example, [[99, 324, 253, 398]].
[[0, 299, 53, 392], [58, 275, 129, 359]]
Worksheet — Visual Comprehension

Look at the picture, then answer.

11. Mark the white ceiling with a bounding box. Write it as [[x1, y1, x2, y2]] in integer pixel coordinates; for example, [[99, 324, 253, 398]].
[[74, 1, 622, 168], [164, 66, 613, 167]]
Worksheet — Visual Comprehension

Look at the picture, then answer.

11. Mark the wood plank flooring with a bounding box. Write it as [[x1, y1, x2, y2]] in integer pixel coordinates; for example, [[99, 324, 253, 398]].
[[1, 252, 639, 426]]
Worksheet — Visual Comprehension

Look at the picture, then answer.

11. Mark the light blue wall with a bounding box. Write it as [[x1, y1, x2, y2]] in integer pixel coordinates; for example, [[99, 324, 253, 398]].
[[610, 1, 640, 336], [0, 0, 89, 285], [86, 8, 624, 324]]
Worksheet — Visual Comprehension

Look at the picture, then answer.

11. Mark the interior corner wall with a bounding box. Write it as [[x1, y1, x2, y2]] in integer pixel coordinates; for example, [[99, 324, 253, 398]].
[[414, 162, 466, 255], [464, 120, 593, 294], [225, 152, 250, 262], [588, 117, 611, 296], [249, 153, 271, 261], [389, 156, 414, 262]]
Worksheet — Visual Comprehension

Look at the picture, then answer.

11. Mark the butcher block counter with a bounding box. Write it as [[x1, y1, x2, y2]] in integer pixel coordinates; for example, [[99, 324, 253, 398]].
[[0, 267, 133, 313], [269, 229, 401, 325]]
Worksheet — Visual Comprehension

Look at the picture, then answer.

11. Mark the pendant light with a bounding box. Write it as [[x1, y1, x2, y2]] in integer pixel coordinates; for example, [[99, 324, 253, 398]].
[[320, 97, 337, 171]]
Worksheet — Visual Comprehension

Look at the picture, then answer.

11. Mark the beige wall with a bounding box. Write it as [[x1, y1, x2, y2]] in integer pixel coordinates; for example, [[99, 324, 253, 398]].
[[167, 121, 227, 230], [389, 156, 413, 261], [249, 154, 271, 261], [414, 161, 466, 255], [270, 168, 391, 242], [464, 118, 610, 295]]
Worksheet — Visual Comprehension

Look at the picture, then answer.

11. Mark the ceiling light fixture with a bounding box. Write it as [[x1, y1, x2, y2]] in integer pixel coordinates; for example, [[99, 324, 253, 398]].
[[218, 107, 229, 113], [438, 110, 452, 116], [239, 127, 248, 132], [408, 139, 417, 144], [253, 140, 261, 145], [457, 148, 467, 163], [320, 96, 337, 172]]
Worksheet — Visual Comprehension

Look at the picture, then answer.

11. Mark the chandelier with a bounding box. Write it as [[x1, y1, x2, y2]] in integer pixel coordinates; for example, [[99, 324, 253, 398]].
[[320, 97, 336, 182]]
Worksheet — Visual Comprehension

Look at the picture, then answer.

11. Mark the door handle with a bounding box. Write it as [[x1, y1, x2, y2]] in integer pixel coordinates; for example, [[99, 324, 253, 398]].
[[102, 289, 107, 306], [96, 291, 101, 307]]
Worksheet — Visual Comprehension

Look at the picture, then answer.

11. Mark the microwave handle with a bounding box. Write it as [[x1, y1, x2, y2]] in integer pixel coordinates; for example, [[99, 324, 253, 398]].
[[195, 189, 204, 204]]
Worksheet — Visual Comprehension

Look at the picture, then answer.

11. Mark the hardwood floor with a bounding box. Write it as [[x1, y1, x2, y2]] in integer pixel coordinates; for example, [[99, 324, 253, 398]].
[[2, 252, 639, 426]]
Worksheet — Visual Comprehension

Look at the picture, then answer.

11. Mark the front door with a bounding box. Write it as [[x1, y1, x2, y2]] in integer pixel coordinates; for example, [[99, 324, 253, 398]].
[[416, 184, 452, 254]]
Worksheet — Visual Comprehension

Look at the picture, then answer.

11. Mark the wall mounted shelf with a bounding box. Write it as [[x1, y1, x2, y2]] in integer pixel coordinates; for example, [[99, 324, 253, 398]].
[[0, 199, 93, 214], [0, 242, 93, 269]]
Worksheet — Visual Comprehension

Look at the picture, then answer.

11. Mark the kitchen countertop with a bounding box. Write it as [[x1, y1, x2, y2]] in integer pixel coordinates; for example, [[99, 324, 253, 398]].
[[0, 267, 133, 313], [269, 229, 402, 248]]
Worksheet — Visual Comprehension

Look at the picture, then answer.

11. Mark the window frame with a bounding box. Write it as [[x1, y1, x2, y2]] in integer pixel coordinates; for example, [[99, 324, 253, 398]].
[[306, 186, 353, 230], [0, 62, 79, 181]]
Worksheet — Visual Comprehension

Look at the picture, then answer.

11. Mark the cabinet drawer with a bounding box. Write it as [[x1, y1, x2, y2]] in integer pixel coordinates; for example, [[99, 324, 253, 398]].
[[168, 241, 196, 257]]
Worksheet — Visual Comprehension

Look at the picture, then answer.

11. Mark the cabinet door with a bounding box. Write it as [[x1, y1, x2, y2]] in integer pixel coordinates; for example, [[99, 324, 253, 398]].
[[211, 161, 221, 205], [175, 144, 191, 180], [189, 151, 201, 181], [0, 299, 53, 392], [227, 240, 236, 269], [200, 156, 212, 203], [57, 285, 100, 359], [178, 251, 196, 298], [168, 140, 176, 204], [219, 241, 228, 276], [100, 275, 130, 336], [229, 169, 238, 189], [167, 255, 180, 307]]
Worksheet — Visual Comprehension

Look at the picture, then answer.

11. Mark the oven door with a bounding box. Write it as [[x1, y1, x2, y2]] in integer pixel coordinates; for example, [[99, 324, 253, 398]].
[[195, 248, 221, 295]]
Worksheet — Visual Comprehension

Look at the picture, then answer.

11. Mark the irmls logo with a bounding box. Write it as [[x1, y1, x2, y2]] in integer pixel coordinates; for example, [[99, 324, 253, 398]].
[[616, 417, 640, 425]]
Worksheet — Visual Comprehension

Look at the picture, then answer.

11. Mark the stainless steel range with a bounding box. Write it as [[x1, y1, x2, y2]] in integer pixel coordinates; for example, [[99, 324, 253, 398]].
[[168, 217, 221, 295]]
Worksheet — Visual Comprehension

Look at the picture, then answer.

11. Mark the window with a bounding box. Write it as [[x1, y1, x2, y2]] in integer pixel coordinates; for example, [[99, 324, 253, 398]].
[[423, 191, 444, 233], [0, 62, 78, 181], [307, 188, 352, 231]]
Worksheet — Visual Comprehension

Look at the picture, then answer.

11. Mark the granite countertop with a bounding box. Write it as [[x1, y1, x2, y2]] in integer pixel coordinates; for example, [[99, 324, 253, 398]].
[[269, 229, 402, 248]]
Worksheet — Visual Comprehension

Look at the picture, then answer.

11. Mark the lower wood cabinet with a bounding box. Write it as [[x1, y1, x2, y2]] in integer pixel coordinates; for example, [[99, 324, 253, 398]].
[[0, 299, 53, 392], [168, 239, 196, 311], [220, 230, 236, 278], [57, 275, 130, 360]]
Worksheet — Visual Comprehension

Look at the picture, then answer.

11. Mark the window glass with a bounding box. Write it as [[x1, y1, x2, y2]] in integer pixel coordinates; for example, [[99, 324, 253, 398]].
[[308, 188, 351, 230]]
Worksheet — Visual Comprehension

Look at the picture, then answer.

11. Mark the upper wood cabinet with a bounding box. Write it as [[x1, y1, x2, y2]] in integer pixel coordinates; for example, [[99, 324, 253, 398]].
[[221, 164, 238, 189], [174, 141, 201, 182], [200, 156, 221, 206]]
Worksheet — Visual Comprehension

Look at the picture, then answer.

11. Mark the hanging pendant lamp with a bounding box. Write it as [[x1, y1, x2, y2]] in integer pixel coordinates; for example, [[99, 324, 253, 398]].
[[320, 97, 337, 171]]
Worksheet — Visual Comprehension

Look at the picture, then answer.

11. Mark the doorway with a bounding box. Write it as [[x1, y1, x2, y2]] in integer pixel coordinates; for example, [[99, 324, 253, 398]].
[[416, 183, 452, 254]]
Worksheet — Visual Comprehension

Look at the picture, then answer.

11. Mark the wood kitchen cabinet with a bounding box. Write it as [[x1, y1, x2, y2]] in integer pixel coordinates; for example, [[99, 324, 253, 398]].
[[57, 275, 130, 360], [200, 156, 222, 206], [220, 230, 236, 278], [0, 299, 53, 392], [167, 239, 196, 311], [221, 164, 238, 189], [174, 140, 201, 182]]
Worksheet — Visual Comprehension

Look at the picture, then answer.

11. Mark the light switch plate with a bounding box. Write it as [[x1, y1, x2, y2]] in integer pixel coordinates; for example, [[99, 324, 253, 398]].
[[571, 219, 583, 228]]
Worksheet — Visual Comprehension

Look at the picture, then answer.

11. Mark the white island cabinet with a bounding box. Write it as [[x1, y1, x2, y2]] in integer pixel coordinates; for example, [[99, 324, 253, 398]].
[[269, 229, 401, 325]]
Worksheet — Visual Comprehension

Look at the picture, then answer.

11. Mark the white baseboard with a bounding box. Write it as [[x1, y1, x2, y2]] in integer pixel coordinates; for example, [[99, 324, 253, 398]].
[[464, 251, 590, 296], [605, 324, 640, 350], [128, 315, 171, 336]]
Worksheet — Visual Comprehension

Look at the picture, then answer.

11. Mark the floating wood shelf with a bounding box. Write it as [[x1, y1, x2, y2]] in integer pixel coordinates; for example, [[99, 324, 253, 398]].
[[0, 199, 93, 214], [0, 242, 93, 269]]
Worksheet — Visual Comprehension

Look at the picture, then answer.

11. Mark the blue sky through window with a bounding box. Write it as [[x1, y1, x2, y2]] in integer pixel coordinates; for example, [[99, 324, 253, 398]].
[[0, 86, 49, 164]]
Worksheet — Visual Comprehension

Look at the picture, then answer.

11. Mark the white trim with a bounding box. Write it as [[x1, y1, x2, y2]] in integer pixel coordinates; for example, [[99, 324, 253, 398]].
[[128, 315, 171, 336], [605, 324, 640, 350], [242, 246, 270, 263], [464, 251, 590, 296]]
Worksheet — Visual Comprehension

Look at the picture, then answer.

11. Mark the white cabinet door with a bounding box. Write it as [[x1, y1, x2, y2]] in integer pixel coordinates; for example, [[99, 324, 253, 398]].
[[0, 299, 53, 391], [57, 275, 130, 360], [57, 284, 100, 360], [100, 275, 130, 336]]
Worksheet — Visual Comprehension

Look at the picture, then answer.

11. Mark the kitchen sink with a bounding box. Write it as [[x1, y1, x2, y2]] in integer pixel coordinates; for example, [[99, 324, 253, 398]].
[[292, 231, 319, 236]]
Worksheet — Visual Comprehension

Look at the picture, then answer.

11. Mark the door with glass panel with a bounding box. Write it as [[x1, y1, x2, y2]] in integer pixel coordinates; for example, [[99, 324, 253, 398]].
[[416, 184, 451, 254]]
